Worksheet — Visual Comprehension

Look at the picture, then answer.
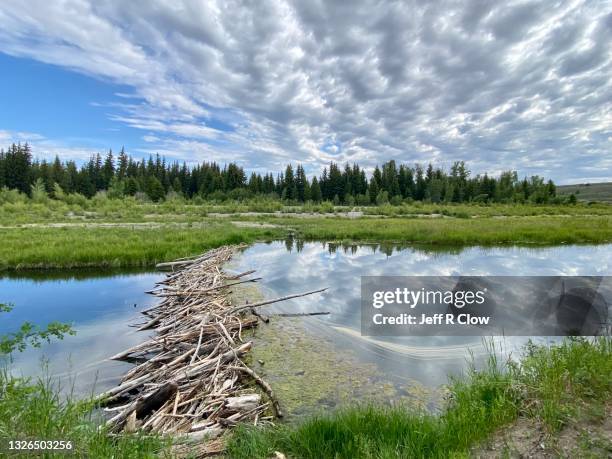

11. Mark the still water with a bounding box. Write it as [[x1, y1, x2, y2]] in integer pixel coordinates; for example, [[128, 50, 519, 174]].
[[227, 241, 612, 391], [1, 242, 611, 401], [0, 269, 164, 394]]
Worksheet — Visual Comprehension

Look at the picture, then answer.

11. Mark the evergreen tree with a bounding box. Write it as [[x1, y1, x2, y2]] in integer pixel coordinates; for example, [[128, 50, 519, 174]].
[[310, 177, 322, 202], [102, 149, 115, 189]]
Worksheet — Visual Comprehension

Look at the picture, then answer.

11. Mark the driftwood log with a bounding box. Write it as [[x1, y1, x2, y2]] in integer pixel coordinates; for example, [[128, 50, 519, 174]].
[[98, 245, 326, 457]]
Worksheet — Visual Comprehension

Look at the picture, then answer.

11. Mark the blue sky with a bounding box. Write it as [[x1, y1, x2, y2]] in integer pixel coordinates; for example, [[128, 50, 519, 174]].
[[0, 53, 142, 149], [0, 1, 610, 183]]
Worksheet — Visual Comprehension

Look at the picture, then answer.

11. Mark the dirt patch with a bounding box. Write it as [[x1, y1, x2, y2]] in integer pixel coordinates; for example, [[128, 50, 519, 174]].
[[231, 221, 281, 228], [472, 403, 612, 458]]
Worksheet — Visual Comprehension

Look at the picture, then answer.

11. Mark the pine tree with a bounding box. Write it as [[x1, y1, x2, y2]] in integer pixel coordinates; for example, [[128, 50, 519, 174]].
[[283, 164, 295, 200], [310, 177, 322, 202], [117, 147, 128, 180]]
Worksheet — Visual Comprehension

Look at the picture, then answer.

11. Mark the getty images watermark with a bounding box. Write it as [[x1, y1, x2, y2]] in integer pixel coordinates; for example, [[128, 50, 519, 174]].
[[361, 276, 612, 336]]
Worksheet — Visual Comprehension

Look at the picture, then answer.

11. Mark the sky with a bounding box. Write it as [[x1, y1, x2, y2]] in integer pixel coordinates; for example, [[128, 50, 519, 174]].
[[0, 1, 610, 184]]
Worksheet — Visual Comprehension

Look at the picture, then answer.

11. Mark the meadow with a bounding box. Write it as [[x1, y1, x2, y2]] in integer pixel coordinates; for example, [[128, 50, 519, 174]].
[[1, 192, 611, 270]]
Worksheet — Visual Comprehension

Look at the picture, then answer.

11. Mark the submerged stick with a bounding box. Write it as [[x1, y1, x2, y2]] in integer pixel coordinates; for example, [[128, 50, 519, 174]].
[[229, 365, 283, 418], [227, 288, 328, 315], [272, 311, 330, 317]]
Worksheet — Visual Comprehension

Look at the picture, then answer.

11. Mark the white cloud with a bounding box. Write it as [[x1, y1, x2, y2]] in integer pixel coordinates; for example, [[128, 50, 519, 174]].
[[0, 130, 101, 162], [0, 0, 610, 183]]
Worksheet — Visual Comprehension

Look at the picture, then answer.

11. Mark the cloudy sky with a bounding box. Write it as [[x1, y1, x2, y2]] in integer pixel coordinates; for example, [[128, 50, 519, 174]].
[[0, 0, 610, 183]]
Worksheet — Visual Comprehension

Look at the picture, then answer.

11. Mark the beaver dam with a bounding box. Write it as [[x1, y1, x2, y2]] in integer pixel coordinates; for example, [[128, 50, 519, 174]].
[[96, 245, 326, 456]]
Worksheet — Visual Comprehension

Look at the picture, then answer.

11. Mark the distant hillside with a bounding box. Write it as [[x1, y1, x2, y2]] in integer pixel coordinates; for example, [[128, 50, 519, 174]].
[[557, 182, 612, 203]]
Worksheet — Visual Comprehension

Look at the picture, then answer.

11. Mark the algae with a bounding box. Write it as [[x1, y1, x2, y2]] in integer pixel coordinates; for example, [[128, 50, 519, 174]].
[[228, 280, 436, 418]]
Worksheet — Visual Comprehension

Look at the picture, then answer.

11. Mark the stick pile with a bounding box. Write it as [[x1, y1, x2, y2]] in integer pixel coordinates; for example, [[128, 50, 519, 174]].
[[97, 245, 325, 454]]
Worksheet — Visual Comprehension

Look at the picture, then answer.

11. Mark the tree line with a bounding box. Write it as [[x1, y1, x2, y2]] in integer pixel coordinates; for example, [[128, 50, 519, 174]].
[[0, 143, 559, 204]]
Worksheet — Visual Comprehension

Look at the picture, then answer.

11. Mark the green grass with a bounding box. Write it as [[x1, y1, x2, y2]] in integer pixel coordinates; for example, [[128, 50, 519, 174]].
[[0, 223, 283, 270], [0, 369, 170, 458], [276, 214, 612, 246], [0, 194, 610, 226], [227, 338, 612, 459], [1, 213, 611, 270]]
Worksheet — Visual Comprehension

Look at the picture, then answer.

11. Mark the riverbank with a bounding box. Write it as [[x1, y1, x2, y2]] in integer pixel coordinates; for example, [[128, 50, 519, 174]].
[[227, 337, 612, 458], [2, 338, 610, 458], [1, 212, 611, 270]]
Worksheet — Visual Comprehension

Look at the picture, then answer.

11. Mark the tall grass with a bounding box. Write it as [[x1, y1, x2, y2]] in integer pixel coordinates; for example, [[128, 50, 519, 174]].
[[0, 369, 169, 458], [274, 214, 612, 246], [0, 224, 283, 270], [0, 191, 610, 226], [1, 214, 611, 270], [227, 338, 612, 458]]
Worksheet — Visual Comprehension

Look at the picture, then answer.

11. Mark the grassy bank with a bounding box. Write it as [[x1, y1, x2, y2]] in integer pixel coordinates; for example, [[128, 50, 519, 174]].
[[228, 338, 612, 458], [0, 370, 169, 458], [0, 223, 282, 270], [1, 213, 611, 270], [274, 214, 612, 246]]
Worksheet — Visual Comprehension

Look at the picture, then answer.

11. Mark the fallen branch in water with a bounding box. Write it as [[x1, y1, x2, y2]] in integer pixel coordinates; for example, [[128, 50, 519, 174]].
[[272, 311, 330, 317]]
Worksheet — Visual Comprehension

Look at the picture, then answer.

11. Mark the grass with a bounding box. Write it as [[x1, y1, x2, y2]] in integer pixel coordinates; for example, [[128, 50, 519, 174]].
[[0, 223, 283, 270], [227, 338, 612, 459], [0, 196, 610, 270], [0, 214, 610, 270], [1, 195, 611, 226], [0, 368, 170, 458], [274, 214, 612, 246]]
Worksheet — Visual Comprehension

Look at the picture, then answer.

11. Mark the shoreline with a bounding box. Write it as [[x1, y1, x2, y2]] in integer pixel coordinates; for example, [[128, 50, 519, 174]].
[[1, 212, 611, 271]]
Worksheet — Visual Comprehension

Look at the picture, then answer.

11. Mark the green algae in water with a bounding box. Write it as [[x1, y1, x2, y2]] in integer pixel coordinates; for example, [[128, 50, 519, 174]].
[[228, 276, 438, 418]]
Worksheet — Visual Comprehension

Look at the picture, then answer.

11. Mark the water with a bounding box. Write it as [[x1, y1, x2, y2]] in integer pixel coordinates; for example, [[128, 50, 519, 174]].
[[227, 241, 612, 390], [1, 242, 611, 404], [0, 269, 164, 395]]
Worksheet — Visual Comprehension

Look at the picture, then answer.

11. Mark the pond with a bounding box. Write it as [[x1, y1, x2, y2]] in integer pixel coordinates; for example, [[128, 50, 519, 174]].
[[0, 269, 164, 394], [1, 242, 611, 412]]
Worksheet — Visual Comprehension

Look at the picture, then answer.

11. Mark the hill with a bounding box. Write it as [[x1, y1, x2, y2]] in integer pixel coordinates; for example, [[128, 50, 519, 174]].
[[557, 182, 612, 203]]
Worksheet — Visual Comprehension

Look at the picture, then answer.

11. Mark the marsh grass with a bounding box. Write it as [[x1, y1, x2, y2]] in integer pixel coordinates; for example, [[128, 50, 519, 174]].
[[227, 338, 612, 459], [0, 368, 170, 458], [0, 194, 610, 226], [0, 224, 282, 270], [1, 214, 611, 270], [273, 214, 612, 246]]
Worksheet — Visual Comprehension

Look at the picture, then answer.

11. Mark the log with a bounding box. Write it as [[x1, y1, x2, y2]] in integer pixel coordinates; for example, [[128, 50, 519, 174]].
[[135, 381, 179, 419], [230, 365, 283, 418], [155, 259, 198, 270], [178, 426, 223, 442], [227, 288, 328, 315], [105, 381, 178, 431], [225, 394, 261, 411]]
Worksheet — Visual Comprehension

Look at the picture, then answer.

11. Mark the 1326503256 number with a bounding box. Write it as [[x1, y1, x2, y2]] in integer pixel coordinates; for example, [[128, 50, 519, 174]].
[[7, 440, 73, 451]]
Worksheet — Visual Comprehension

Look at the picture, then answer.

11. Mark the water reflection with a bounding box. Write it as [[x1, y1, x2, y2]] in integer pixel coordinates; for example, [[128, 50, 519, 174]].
[[2, 241, 611, 399], [228, 241, 612, 386], [0, 270, 164, 395]]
